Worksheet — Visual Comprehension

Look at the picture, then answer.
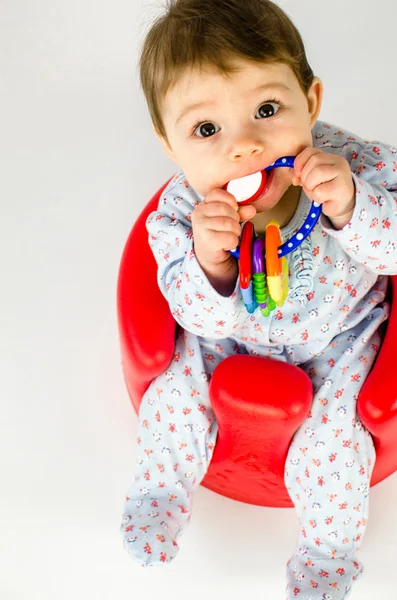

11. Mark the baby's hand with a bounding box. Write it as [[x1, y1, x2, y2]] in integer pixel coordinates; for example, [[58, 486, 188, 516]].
[[191, 188, 256, 270], [293, 147, 356, 230]]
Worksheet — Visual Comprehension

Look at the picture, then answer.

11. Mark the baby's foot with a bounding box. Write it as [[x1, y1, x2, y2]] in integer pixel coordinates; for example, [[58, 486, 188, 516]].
[[285, 554, 363, 599], [120, 497, 186, 567]]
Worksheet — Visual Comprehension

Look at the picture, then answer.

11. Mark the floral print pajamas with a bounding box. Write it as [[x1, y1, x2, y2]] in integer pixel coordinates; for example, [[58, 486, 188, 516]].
[[121, 121, 397, 599]]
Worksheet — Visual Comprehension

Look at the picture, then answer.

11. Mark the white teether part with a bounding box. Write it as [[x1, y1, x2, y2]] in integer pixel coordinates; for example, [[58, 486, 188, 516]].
[[226, 171, 262, 203]]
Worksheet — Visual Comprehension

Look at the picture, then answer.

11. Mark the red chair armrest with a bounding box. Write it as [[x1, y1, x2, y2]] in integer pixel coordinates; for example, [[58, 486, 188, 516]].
[[117, 179, 177, 406], [358, 276, 397, 437]]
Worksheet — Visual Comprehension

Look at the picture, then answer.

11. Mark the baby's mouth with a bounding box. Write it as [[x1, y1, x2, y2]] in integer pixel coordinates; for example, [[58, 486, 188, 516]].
[[225, 168, 274, 205]]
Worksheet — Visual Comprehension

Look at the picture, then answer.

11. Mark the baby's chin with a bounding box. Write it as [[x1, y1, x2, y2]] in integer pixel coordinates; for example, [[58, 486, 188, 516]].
[[250, 186, 299, 225]]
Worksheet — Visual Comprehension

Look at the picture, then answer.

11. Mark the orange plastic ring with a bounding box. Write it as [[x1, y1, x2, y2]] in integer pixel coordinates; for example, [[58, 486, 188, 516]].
[[265, 221, 283, 302]]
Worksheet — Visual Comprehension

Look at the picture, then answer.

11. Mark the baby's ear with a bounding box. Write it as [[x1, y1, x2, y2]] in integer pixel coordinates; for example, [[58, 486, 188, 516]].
[[308, 76, 323, 127], [152, 125, 176, 161]]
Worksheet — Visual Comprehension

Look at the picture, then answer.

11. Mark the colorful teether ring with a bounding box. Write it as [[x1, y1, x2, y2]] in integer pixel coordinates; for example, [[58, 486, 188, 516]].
[[239, 221, 257, 313], [239, 221, 254, 289], [252, 238, 268, 310], [223, 155, 321, 316], [277, 256, 289, 307], [230, 198, 322, 261], [265, 221, 284, 303], [277, 201, 322, 258]]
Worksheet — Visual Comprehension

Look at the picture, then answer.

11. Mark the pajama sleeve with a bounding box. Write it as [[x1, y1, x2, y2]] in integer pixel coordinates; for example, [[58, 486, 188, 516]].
[[320, 138, 397, 275], [146, 172, 250, 339]]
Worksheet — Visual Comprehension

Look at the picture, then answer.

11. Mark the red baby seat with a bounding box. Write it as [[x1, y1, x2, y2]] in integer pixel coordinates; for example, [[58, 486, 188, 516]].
[[117, 179, 397, 507]]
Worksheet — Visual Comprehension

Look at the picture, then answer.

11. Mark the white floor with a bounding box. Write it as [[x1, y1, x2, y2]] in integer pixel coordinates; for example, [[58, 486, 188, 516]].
[[2, 0, 397, 598], [3, 441, 397, 600]]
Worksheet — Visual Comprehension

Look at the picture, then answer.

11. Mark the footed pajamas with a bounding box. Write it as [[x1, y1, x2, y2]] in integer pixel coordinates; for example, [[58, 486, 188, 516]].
[[121, 121, 397, 599]]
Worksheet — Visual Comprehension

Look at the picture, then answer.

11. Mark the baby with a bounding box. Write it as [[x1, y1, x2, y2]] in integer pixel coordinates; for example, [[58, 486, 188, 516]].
[[120, 1, 397, 598]]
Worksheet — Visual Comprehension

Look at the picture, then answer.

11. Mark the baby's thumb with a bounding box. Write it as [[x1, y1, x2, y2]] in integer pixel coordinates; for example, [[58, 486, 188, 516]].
[[238, 204, 257, 221]]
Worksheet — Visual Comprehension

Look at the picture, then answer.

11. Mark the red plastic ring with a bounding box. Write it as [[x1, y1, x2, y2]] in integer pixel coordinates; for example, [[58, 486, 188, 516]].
[[239, 221, 254, 289]]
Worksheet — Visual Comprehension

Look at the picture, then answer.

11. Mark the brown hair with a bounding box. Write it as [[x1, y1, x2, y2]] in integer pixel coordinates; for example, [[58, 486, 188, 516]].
[[139, 0, 314, 142]]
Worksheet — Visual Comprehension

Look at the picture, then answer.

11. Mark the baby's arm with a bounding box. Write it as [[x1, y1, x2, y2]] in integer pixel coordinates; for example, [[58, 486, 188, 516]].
[[320, 138, 397, 274], [146, 173, 250, 339]]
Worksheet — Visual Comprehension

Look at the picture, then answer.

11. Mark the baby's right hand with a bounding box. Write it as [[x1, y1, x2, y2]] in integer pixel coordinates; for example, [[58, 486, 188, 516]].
[[191, 188, 256, 270]]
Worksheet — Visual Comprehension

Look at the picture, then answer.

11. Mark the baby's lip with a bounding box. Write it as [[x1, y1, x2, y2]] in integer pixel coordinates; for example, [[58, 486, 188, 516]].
[[226, 155, 296, 185], [225, 164, 269, 186], [223, 157, 295, 204]]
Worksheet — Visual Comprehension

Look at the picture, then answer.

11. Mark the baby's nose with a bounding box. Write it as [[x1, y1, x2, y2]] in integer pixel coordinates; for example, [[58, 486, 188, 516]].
[[233, 146, 262, 160], [230, 144, 263, 161], [228, 131, 265, 161]]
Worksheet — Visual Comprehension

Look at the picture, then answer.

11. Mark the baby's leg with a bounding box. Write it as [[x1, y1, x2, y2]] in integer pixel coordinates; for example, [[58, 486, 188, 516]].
[[120, 329, 237, 567], [284, 314, 383, 599]]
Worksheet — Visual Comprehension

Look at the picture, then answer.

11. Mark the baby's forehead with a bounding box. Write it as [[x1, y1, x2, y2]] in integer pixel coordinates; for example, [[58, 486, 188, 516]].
[[160, 59, 300, 128], [166, 59, 297, 95]]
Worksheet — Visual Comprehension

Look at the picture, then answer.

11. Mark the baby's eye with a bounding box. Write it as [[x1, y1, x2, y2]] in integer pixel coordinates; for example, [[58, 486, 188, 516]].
[[256, 102, 280, 119], [193, 122, 220, 138]]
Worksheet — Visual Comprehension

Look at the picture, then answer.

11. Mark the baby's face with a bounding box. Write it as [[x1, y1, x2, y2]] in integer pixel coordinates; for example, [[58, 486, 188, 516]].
[[156, 58, 322, 212]]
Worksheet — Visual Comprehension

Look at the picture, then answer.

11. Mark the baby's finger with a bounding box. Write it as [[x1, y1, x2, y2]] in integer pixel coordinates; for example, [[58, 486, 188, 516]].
[[207, 230, 240, 252], [204, 214, 242, 237], [200, 200, 240, 222], [204, 188, 239, 212], [299, 153, 337, 192], [293, 147, 324, 179], [302, 163, 337, 195]]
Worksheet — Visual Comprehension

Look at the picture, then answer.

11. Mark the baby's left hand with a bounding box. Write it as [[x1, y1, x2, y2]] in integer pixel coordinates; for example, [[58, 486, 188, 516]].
[[292, 147, 356, 230]]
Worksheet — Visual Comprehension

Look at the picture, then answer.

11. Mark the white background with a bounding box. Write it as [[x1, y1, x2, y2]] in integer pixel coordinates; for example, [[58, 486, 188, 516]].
[[1, 0, 397, 598]]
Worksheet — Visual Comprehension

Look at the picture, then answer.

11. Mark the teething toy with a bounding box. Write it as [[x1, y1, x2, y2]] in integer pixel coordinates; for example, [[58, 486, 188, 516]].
[[240, 219, 289, 315], [224, 156, 322, 315], [265, 221, 284, 303]]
